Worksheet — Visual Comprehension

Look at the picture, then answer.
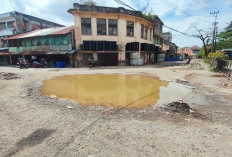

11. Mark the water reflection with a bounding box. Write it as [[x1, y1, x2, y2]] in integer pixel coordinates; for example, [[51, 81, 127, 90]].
[[41, 74, 169, 108]]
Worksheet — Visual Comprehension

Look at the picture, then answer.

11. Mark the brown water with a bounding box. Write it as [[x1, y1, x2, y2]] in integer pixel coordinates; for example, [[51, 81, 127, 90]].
[[41, 74, 169, 108]]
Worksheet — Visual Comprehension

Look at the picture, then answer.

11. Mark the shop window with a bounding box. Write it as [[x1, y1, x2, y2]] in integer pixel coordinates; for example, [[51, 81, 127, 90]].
[[81, 18, 91, 35], [7, 21, 13, 29], [0, 22, 6, 31], [97, 19, 106, 35], [127, 21, 134, 37], [141, 24, 144, 38], [145, 26, 148, 39], [108, 19, 118, 35], [150, 28, 152, 41]]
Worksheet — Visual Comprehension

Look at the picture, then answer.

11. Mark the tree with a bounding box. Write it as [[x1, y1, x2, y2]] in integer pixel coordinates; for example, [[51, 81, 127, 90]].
[[82, 0, 96, 6], [137, 2, 149, 14], [216, 21, 232, 50], [193, 26, 211, 57], [225, 21, 232, 31]]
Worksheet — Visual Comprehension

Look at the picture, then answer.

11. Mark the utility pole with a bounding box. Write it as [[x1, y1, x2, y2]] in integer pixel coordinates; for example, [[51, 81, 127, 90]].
[[210, 11, 219, 52], [214, 26, 218, 51]]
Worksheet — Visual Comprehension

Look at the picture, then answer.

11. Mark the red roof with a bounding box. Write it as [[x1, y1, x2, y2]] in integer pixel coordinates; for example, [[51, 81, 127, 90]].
[[7, 30, 39, 40], [191, 45, 200, 51], [7, 26, 74, 40]]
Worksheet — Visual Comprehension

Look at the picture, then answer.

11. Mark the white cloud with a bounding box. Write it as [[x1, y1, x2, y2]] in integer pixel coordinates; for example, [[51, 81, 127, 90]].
[[1, 0, 231, 48]]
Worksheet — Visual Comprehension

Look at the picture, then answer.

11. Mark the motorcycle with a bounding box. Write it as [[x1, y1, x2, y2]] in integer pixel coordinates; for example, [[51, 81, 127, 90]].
[[17, 58, 29, 69], [31, 60, 47, 68], [88, 58, 100, 68], [186, 57, 191, 64]]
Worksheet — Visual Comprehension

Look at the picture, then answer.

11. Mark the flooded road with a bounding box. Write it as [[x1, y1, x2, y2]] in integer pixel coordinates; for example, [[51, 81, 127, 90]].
[[41, 74, 195, 108]]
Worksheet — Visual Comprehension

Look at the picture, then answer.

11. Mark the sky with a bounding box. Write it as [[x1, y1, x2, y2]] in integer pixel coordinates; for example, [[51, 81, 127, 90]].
[[1, 0, 232, 48]]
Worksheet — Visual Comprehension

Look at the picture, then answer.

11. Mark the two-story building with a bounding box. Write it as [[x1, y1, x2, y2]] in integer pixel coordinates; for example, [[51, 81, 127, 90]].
[[7, 26, 76, 66], [0, 11, 64, 48], [0, 11, 64, 65], [162, 32, 178, 58], [68, 3, 163, 66]]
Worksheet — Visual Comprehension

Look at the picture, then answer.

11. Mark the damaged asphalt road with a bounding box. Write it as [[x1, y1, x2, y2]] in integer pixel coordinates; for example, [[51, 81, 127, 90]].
[[0, 62, 232, 156]]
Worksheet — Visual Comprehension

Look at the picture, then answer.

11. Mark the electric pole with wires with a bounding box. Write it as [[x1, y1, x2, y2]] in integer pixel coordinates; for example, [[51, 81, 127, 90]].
[[210, 11, 219, 52]]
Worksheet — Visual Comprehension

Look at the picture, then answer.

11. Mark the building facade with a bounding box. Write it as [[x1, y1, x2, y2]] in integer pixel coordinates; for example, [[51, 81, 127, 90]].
[[162, 32, 177, 58], [162, 32, 172, 43], [7, 26, 76, 66], [178, 45, 200, 58], [0, 11, 64, 49], [68, 3, 163, 66]]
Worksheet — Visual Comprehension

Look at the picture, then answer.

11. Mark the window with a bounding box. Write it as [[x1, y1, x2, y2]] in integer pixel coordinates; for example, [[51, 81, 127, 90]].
[[81, 18, 91, 35], [126, 21, 134, 37], [7, 21, 13, 29], [145, 26, 148, 39], [97, 19, 106, 35], [0, 22, 6, 30], [150, 28, 152, 40], [108, 19, 118, 35], [141, 24, 144, 38]]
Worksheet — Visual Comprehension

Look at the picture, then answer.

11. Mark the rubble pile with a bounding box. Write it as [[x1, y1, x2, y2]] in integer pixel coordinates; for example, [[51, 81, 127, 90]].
[[188, 62, 204, 70], [0, 72, 21, 80], [166, 101, 192, 114], [187, 60, 208, 70], [165, 101, 207, 119]]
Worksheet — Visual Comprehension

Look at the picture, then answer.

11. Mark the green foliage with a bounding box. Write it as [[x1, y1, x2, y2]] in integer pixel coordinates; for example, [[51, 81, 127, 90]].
[[199, 45, 211, 57], [197, 48, 204, 58], [208, 51, 229, 60], [205, 51, 229, 66], [215, 21, 232, 50], [209, 67, 216, 72], [83, 0, 96, 6]]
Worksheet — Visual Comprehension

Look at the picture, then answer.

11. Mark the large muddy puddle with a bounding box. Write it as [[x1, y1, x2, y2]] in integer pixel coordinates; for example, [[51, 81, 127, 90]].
[[41, 74, 195, 109]]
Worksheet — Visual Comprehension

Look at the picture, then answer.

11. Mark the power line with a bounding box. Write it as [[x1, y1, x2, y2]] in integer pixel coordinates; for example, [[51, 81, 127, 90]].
[[160, 0, 211, 23], [114, 0, 136, 11], [114, 0, 195, 38], [12, 0, 24, 12], [9, 0, 16, 11], [163, 25, 195, 37]]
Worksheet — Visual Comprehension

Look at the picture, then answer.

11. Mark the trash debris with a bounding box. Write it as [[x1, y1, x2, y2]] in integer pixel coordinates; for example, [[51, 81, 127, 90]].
[[50, 95, 57, 99], [165, 101, 207, 119], [178, 98, 184, 103], [67, 105, 73, 109], [0, 72, 21, 80], [166, 101, 191, 114]]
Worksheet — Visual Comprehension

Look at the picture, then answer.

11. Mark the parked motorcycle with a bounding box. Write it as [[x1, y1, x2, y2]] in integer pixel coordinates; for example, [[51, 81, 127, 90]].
[[88, 58, 100, 68], [17, 58, 29, 69], [186, 56, 192, 64], [30, 60, 47, 68]]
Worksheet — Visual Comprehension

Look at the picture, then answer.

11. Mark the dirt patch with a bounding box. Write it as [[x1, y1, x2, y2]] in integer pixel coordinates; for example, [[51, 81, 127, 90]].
[[211, 74, 224, 77], [165, 101, 207, 119], [176, 79, 191, 86], [187, 60, 208, 70], [0, 72, 21, 80]]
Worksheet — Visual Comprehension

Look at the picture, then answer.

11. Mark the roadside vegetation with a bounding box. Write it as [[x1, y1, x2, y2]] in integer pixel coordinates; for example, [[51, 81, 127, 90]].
[[197, 21, 231, 70]]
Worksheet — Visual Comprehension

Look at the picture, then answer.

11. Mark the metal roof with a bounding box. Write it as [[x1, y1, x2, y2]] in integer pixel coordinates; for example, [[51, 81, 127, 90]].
[[222, 49, 232, 52], [7, 26, 74, 40]]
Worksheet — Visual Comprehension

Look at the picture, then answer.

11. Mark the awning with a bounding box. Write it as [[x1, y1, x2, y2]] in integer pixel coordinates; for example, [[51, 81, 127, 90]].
[[17, 51, 48, 56], [67, 49, 76, 54], [0, 53, 9, 55], [46, 50, 69, 55], [46, 50, 76, 55]]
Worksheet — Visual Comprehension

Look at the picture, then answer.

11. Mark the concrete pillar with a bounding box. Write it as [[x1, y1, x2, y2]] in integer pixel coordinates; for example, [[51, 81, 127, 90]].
[[76, 52, 83, 67], [93, 52, 98, 61], [74, 13, 82, 50], [69, 55, 74, 67]]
